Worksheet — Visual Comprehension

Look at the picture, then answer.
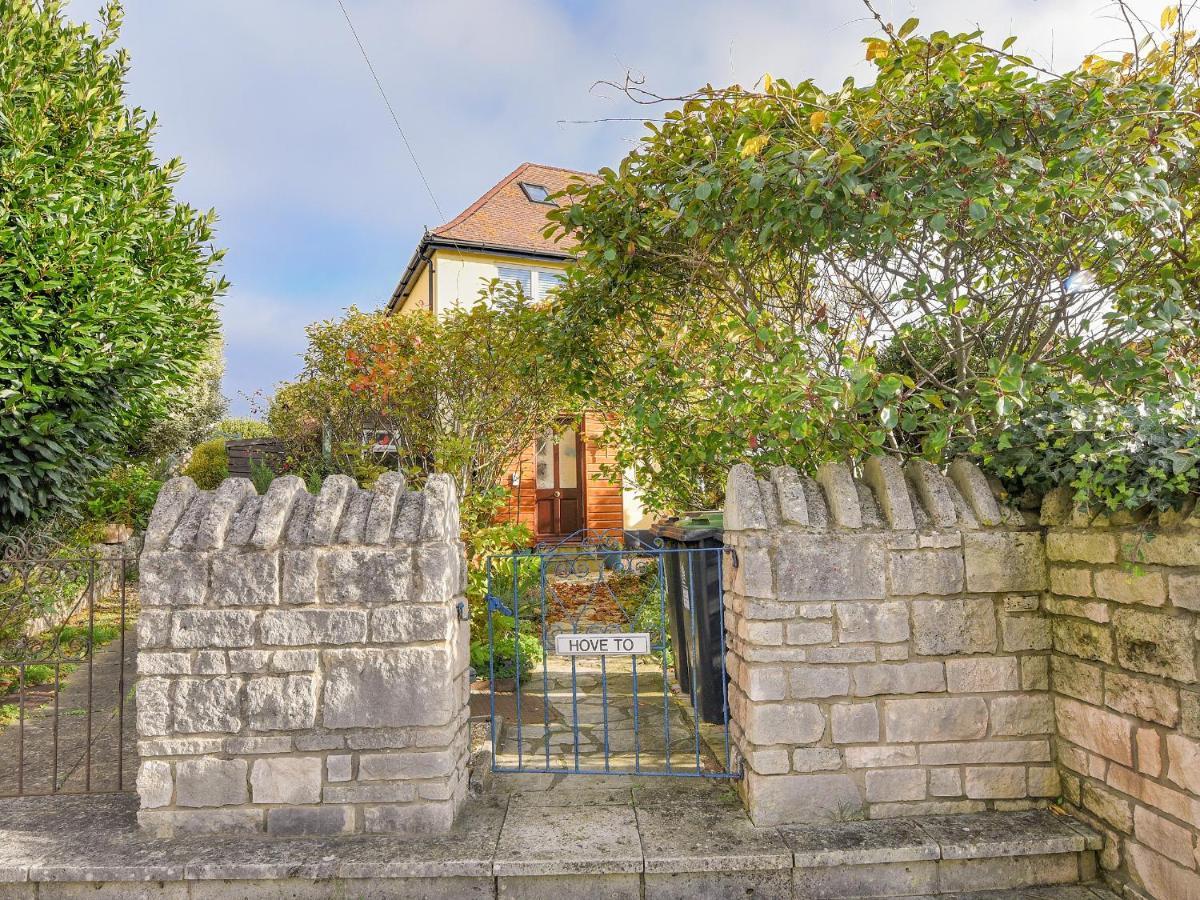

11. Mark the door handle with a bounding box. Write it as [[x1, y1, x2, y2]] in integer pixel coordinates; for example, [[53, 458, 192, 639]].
[[553, 490, 561, 498]]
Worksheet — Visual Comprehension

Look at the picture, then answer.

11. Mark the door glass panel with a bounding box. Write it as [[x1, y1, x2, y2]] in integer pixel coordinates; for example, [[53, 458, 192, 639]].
[[558, 428, 578, 489], [535, 433, 554, 489]]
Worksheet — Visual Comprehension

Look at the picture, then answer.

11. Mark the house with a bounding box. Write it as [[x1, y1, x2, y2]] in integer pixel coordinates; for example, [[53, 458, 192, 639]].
[[387, 162, 646, 544]]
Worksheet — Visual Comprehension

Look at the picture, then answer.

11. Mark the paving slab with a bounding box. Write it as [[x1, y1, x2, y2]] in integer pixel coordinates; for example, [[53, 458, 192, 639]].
[[915, 809, 1088, 859], [493, 803, 642, 876], [780, 817, 940, 867], [635, 802, 791, 874]]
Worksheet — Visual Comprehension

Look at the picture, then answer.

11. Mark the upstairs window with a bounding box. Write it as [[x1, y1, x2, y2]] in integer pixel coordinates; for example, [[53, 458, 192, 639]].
[[519, 182, 554, 204], [496, 265, 564, 300]]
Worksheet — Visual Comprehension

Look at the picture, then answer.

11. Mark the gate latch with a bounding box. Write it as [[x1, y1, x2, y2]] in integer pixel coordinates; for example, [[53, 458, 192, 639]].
[[456, 601, 470, 621], [485, 593, 514, 617]]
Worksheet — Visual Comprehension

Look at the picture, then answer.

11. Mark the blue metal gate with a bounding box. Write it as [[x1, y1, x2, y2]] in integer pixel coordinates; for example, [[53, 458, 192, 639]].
[[483, 529, 738, 778]]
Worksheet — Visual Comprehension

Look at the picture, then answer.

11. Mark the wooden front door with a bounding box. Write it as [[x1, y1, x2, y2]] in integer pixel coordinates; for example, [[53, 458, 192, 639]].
[[534, 424, 584, 541]]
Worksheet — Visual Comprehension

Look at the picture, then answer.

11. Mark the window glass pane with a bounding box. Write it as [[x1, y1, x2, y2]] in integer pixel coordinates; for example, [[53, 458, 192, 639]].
[[535, 270, 564, 300], [558, 427, 577, 489], [520, 182, 553, 203], [535, 432, 554, 489], [496, 264, 532, 297]]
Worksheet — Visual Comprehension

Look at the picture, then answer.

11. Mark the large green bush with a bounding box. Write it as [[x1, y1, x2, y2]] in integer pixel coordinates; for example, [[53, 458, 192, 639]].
[[547, 13, 1200, 510], [0, 1, 225, 527]]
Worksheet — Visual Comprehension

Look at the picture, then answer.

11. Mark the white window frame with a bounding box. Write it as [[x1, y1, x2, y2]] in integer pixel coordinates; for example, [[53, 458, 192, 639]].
[[496, 265, 564, 300]]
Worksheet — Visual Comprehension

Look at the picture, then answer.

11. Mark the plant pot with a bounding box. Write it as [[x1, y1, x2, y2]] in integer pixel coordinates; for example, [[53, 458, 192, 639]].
[[101, 523, 133, 544]]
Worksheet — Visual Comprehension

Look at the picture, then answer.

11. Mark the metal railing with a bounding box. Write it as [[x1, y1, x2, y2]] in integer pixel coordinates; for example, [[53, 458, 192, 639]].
[[0, 550, 136, 796]]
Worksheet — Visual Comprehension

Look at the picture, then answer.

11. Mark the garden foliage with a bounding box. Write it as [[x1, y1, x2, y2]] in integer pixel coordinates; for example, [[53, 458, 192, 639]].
[[0, 1, 225, 527], [547, 8, 1200, 511]]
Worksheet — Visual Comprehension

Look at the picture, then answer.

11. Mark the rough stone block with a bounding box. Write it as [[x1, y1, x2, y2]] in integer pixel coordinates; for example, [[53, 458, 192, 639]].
[[266, 805, 355, 837], [320, 547, 414, 605], [1020, 655, 1048, 691], [989, 695, 1054, 736], [1045, 595, 1109, 623], [359, 749, 456, 780], [175, 757, 248, 807], [322, 647, 456, 728], [888, 549, 963, 597], [138, 651, 192, 675], [963, 532, 1046, 593], [1182, 689, 1200, 739], [964, 765, 1026, 799], [831, 703, 879, 744], [945, 657, 1019, 693], [845, 745, 918, 768], [170, 610, 256, 649], [911, 598, 997, 655], [1104, 671, 1179, 727], [244, 674, 317, 730], [371, 606, 454, 643], [1000, 614, 1051, 651], [835, 601, 909, 643], [210, 551, 279, 606], [1165, 733, 1200, 794], [1082, 781, 1133, 832], [1094, 568, 1167, 607], [1129, 532, 1200, 567], [785, 621, 834, 645], [1134, 805, 1196, 869], [250, 756, 322, 804], [279, 549, 319, 604], [1055, 697, 1132, 766], [1113, 607, 1197, 681], [865, 768, 926, 802], [327, 754, 353, 782], [792, 747, 842, 772], [864, 455, 915, 529], [1051, 617, 1113, 663], [1169, 571, 1200, 612], [259, 609, 367, 646], [742, 665, 787, 701], [732, 546, 774, 599], [173, 677, 242, 733], [1046, 531, 1118, 564], [137, 760, 174, 808], [743, 702, 826, 745], [136, 611, 172, 650], [140, 550, 208, 606], [1136, 726, 1163, 777], [919, 740, 1049, 765], [775, 534, 886, 602], [794, 859, 938, 899], [816, 461, 862, 528], [1049, 565, 1093, 598], [852, 662, 945, 697], [928, 768, 962, 797], [882, 697, 988, 742], [363, 800, 457, 834], [1050, 656, 1103, 704], [744, 772, 863, 826], [790, 666, 850, 699], [1026, 766, 1060, 798]]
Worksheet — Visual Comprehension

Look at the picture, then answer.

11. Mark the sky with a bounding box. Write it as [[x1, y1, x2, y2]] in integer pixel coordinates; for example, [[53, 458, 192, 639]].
[[62, 0, 1167, 415]]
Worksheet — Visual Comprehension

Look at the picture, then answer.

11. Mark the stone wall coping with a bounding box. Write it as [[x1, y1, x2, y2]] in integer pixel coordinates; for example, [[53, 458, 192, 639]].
[[1039, 486, 1200, 530], [144, 472, 461, 552], [726, 457, 1021, 533]]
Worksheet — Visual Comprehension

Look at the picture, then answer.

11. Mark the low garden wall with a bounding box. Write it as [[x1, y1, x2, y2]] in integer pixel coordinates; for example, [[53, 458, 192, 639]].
[[1043, 499, 1200, 899], [135, 471, 470, 837], [723, 458, 1055, 826], [723, 458, 1200, 899]]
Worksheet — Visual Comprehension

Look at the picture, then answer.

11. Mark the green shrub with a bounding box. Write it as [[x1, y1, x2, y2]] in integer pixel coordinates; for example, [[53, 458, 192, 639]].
[[470, 625, 543, 681], [972, 394, 1200, 512], [182, 439, 228, 489], [83, 465, 163, 529], [249, 459, 276, 494], [211, 418, 271, 441]]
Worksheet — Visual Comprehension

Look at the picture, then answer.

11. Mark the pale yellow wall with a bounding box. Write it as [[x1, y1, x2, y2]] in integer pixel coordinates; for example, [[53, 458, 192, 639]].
[[429, 248, 569, 315], [396, 264, 432, 315]]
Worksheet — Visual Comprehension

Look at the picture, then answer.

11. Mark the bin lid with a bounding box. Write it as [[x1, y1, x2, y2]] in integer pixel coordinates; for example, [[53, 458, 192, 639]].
[[651, 511, 723, 542]]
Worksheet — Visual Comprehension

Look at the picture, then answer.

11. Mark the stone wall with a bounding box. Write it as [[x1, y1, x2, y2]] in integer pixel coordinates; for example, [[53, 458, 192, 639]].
[[135, 472, 470, 837], [1044, 499, 1200, 899], [723, 458, 1055, 826]]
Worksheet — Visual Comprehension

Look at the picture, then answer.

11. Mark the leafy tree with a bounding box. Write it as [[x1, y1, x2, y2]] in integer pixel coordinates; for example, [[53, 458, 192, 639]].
[[269, 290, 570, 531], [127, 336, 228, 463], [0, 1, 225, 528], [547, 4, 1200, 511]]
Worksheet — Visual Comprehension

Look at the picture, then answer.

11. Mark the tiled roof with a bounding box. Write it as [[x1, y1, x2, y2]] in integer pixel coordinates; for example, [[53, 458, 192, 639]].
[[430, 162, 598, 257]]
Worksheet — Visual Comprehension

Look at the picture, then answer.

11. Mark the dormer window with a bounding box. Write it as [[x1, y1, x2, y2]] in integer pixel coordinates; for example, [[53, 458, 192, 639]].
[[519, 182, 554, 204]]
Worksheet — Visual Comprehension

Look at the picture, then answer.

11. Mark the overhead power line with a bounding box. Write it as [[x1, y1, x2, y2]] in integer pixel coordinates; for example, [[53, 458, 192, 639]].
[[335, 0, 448, 224]]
